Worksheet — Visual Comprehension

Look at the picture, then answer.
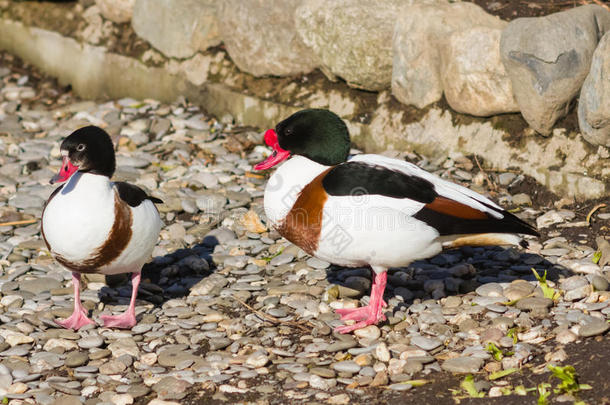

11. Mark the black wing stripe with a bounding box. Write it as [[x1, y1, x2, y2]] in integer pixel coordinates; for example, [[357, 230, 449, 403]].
[[322, 162, 437, 203], [414, 206, 539, 236]]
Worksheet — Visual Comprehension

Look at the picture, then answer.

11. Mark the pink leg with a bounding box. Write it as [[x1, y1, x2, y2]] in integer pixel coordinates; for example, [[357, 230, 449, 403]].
[[334, 270, 388, 334], [56, 273, 95, 330], [100, 272, 140, 329]]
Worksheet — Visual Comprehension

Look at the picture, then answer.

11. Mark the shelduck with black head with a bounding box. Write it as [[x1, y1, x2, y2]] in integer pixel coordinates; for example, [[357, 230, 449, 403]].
[[42, 126, 163, 330]]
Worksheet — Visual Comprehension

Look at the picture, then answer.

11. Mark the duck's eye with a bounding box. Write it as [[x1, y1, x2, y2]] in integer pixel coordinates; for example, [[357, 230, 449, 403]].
[[285, 128, 293, 136], [76, 144, 85, 152]]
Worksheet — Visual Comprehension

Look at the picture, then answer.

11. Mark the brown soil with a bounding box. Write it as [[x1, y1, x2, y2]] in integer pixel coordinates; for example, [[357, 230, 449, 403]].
[[139, 335, 610, 405], [470, 0, 607, 20]]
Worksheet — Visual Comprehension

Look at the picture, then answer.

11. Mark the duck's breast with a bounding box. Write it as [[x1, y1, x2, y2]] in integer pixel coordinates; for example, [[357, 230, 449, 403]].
[[263, 156, 330, 228], [42, 173, 115, 265]]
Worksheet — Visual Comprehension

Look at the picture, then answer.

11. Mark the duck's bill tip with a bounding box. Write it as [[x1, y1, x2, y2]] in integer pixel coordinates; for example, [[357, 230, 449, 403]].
[[50, 156, 78, 184], [254, 149, 291, 170]]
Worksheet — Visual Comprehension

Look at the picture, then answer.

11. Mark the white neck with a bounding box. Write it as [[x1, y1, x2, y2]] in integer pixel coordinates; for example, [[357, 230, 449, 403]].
[[263, 155, 330, 226], [62, 171, 112, 193]]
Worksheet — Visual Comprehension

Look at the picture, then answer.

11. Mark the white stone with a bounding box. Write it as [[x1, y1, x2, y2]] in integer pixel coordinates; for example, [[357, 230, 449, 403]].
[[43, 338, 78, 352], [296, 0, 401, 90], [441, 26, 518, 116], [392, 2, 506, 108], [218, 0, 318, 77], [500, 5, 610, 135], [579, 31, 610, 147], [95, 0, 134, 23], [132, 0, 220, 59]]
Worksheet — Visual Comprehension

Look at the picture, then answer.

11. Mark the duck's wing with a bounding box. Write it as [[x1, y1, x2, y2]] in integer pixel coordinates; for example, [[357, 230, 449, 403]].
[[114, 182, 163, 207], [326, 155, 538, 238]]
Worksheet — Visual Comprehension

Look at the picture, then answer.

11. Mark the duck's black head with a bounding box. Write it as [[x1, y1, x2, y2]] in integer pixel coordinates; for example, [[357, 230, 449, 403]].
[[50, 126, 116, 184], [254, 109, 351, 170]]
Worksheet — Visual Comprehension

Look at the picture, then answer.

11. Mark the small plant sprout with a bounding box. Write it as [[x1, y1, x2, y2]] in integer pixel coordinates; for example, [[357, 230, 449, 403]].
[[548, 365, 592, 395], [460, 374, 486, 398], [532, 268, 561, 300]]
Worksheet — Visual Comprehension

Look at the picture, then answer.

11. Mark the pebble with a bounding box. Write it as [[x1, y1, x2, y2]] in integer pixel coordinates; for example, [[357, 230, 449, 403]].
[[476, 283, 504, 297], [592, 275, 609, 291], [331, 361, 361, 374], [410, 336, 442, 351], [578, 320, 609, 337], [152, 377, 191, 400], [65, 352, 89, 368], [515, 297, 553, 311], [353, 325, 381, 341], [78, 335, 104, 349], [441, 357, 484, 373], [99, 360, 127, 375]]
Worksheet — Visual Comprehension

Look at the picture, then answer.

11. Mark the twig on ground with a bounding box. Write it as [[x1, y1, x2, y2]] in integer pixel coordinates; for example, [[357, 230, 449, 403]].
[[0, 218, 37, 227], [586, 203, 606, 224], [473, 155, 497, 192], [232, 295, 312, 332], [177, 153, 192, 167]]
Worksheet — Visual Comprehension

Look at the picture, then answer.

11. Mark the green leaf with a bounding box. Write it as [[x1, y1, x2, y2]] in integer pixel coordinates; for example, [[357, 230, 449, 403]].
[[592, 250, 602, 264], [548, 364, 589, 395], [460, 375, 486, 398], [486, 342, 504, 361], [507, 327, 519, 344], [537, 383, 551, 405], [489, 368, 519, 380], [532, 268, 558, 300]]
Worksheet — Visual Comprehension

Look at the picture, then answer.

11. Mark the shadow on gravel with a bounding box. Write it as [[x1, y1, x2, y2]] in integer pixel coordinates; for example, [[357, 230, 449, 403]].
[[98, 235, 221, 310], [326, 245, 571, 312]]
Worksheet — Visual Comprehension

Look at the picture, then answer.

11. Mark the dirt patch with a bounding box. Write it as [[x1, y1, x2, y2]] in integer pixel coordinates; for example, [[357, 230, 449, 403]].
[[470, 0, 607, 20], [136, 335, 610, 405], [3, 1, 83, 36]]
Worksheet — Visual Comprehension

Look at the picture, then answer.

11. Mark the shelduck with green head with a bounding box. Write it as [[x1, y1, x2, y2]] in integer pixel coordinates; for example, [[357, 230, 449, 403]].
[[255, 109, 539, 333]]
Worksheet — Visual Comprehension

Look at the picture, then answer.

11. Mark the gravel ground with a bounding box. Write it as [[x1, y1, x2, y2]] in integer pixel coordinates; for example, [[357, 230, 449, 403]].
[[0, 53, 609, 405]]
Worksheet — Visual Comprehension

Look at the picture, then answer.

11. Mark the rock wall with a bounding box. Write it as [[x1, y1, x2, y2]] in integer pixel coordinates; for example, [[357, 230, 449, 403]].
[[127, 0, 610, 147], [0, 17, 607, 200], [0, 0, 608, 200]]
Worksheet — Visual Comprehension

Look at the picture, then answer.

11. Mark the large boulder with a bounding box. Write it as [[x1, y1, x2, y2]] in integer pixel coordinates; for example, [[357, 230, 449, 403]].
[[217, 0, 319, 77], [500, 5, 610, 135], [95, 0, 134, 23], [392, 2, 505, 109], [296, 0, 401, 91], [578, 32, 610, 147], [440, 26, 518, 116], [132, 0, 220, 59]]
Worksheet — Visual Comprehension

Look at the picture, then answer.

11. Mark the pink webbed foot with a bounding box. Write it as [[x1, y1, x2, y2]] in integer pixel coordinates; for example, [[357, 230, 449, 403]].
[[56, 309, 95, 330], [334, 313, 385, 334], [56, 272, 95, 330], [100, 311, 137, 329], [335, 301, 388, 322], [101, 272, 141, 329], [334, 269, 388, 334]]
